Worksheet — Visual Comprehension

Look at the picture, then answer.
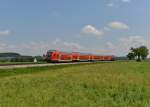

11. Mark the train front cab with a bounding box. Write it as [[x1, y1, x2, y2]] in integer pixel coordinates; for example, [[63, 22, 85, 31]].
[[46, 50, 60, 62]]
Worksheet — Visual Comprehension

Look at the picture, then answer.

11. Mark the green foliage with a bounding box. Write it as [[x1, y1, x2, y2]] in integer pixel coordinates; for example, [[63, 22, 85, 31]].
[[0, 62, 150, 107], [140, 46, 149, 60], [0, 52, 35, 62], [127, 52, 135, 60], [34, 56, 45, 62], [10, 56, 34, 62], [128, 46, 149, 61]]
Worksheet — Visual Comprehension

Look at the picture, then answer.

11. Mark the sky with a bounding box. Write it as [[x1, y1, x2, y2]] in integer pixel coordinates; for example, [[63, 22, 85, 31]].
[[0, 0, 150, 56]]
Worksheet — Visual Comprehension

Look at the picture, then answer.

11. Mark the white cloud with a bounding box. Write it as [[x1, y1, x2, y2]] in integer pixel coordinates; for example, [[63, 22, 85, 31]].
[[52, 38, 61, 45], [121, 0, 131, 3], [119, 36, 146, 48], [106, 0, 131, 7], [63, 42, 84, 50], [0, 35, 149, 57], [108, 21, 129, 29], [0, 42, 50, 55], [15, 42, 49, 55], [103, 27, 111, 31], [0, 41, 85, 56], [0, 43, 17, 53], [51, 38, 86, 51], [105, 42, 115, 49], [0, 43, 10, 50], [44, 38, 85, 52], [0, 30, 11, 36], [82, 25, 104, 37], [107, 3, 114, 7], [104, 36, 150, 56]]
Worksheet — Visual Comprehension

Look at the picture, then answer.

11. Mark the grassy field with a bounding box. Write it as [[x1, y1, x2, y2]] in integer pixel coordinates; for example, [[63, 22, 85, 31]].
[[0, 62, 150, 107]]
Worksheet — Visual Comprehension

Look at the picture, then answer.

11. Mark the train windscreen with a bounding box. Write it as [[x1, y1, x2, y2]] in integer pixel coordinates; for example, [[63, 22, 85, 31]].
[[46, 51, 53, 58]]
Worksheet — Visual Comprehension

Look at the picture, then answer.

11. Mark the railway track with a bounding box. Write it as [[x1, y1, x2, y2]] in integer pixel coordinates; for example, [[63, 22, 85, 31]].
[[0, 61, 113, 69], [0, 62, 92, 69]]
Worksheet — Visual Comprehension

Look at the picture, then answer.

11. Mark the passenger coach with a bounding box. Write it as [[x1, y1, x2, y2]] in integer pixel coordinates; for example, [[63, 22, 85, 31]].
[[45, 50, 115, 62]]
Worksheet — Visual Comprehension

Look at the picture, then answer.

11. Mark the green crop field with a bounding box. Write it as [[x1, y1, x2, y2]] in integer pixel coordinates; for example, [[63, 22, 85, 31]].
[[0, 62, 150, 107]]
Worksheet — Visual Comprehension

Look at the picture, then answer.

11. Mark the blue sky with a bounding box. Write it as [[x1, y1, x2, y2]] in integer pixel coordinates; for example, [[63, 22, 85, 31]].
[[0, 0, 150, 56]]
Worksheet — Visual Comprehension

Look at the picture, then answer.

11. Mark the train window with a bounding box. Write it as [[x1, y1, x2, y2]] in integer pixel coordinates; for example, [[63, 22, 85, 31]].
[[47, 52, 52, 57], [57, 54, 59, 58]]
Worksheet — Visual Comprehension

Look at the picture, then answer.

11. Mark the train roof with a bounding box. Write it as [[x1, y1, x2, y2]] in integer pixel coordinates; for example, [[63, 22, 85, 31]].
[[46, 50, 115, 56], [47, 50, 58, 52]]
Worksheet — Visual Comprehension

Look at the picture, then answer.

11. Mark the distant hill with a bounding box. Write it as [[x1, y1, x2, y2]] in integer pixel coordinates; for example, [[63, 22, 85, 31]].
[[0, 52, 21, 57], [0, 53, 45, 62], [0, 52, 34, 62]]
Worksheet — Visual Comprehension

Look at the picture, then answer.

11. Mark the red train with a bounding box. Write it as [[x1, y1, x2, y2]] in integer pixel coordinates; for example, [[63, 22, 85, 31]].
[[45, 50, 115, 62]]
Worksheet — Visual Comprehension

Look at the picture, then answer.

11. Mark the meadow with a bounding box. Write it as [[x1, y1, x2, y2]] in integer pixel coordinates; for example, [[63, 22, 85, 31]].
[[0, 62, 149, 107]]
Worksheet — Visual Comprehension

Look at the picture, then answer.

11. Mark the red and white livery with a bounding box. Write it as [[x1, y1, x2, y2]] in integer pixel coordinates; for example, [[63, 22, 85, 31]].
[[45, 50, 115, 62]]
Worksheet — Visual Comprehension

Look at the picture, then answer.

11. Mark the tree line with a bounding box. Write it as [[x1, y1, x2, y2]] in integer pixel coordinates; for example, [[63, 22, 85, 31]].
[[0, 52, 45, 62], [127, 46, 149, 61]]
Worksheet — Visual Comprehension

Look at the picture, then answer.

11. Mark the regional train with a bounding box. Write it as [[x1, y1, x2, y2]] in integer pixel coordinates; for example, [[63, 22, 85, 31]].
[[44, 50, 115, 62]]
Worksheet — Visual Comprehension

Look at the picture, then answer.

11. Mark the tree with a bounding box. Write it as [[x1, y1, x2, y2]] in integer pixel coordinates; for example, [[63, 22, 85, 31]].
[[131, 47, 141, 61], [127, 52, 135, 60], [127, 46, 149, 61], [139, 46, 149, 60]]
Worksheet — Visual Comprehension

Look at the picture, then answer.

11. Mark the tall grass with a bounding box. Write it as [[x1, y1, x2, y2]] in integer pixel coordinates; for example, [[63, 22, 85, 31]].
[[0, 62, 150, 107]]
